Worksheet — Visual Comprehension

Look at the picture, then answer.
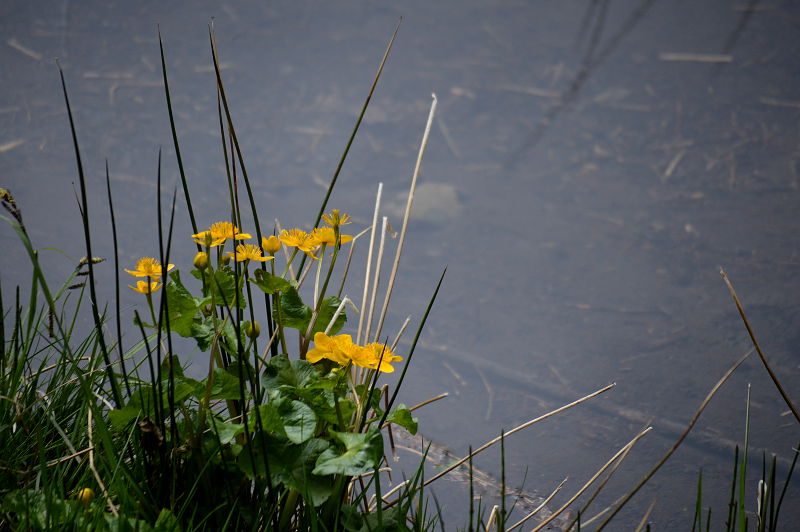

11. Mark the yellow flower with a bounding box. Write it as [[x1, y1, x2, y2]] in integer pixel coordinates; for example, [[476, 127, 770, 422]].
[[306, 332, 354, 366], [129, 280, 162, 294], [124, 257, 174, 279], [192, 221, 251, 247], [352, 343, 403, 373], [262, 235, 282, 254], [308, 227, 353, 247], [226, 243, 274, 262], [75, 487, 95, 505], [279, 228, 320, 259], [306, 333, 401, 373], [322, 209, 351, 228]]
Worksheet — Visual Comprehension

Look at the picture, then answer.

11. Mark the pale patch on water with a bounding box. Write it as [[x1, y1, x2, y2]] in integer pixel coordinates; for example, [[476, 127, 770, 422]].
[[386, 182, 462, 224]]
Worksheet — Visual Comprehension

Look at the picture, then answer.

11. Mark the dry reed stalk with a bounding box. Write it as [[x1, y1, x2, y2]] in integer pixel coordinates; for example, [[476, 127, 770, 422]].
[[324, 296, 354, 335], [373, 94, 438, 342], [357, 183, 383, 343], [633, 497, 658, 532], [507, 477, 568, 531], [595, 349, 752, 530], [379, 383, 616, 505], [531, 427, 653, 531], [563, 424, 642, 531], [390, 316, 411, 351], [720, 268, 800, 423], [364, 216, 389, 345]]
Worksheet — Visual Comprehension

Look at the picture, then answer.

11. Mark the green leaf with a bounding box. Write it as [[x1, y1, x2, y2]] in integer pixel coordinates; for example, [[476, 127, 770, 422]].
[[252, 398, 317, 444], [190, 315, 239, 354], [210, 420, 244, 445], [164, 271, 208, 337], [280, 400, 318, 444], [251, 269, 293, 294], [166, 376, 201, 404], [262, 354, 321, 391], [237, 431, 288, 480], [274, 286, 310, 330], [109, 405, 141, 430], [312, 425, 383, 476], [384, 404, 418, 435], [209, 268, 246, 309], [159, 354, 185, 378], [272, 288, 347, 336], [276, 438, 334, 507], [206, 367, 243, 400], [295, 387, 356, 425]]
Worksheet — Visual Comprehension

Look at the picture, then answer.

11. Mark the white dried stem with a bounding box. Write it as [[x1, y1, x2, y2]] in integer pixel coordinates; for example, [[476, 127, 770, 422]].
[[358, 183, 383, 343], [373, 93, 437, 342], [364, 216, 388, 344]]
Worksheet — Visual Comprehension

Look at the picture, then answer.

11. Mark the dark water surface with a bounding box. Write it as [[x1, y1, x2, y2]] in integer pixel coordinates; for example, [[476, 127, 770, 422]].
[[2, 0, 799, 528]]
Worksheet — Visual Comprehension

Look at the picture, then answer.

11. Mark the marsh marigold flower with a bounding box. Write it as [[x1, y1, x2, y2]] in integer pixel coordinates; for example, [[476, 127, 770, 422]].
[[129, 280, 162, 294], [354, 342, 403, 373], [262, 235, 281, 255], [306, 332, 355, 366], [192, 221, 251, 247], [279, 228, 320, 258], [307, 332, 402, 373], [322, 209, 351, 228], [124, 257, 173, 279], [227, 243, 273, 262], [308, 226, 353, 247]]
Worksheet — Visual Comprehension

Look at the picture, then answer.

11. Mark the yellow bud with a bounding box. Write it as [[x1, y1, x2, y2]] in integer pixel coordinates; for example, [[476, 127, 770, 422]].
[[262, 235, 281, 254], [193, 251, 209, 269], [220, 255, 231, 266], [245, 321, 261, 339], [76, 487, 95, 505]]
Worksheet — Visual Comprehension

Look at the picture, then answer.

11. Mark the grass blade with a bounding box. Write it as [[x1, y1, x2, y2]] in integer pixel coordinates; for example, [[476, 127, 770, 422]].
[[159, 27, 199, 239], [105, 161, 132, 397], [721, 268, 800, 423], [57, 62, 122, 408]]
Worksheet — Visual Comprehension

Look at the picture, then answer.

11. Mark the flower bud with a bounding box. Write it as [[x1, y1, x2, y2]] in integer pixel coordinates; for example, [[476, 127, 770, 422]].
[[262, 235, 281, 254], [76, 487, 95, 505], [193, 251, 208, 270], [245, 321, 261, 339], [220, 254, 231, 266]]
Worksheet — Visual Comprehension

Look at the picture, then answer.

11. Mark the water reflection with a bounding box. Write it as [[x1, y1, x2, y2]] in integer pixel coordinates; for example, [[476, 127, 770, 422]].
[[2, 0, 799, 527]]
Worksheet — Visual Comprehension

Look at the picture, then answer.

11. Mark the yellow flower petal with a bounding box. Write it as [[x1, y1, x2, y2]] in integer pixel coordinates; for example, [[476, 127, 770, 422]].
[[226, 243, 273, 263], [322, 209, 351, 228], [308, 227, 353, 247], [129, 280, 162, 294], [307, 332, 353, 366], [124, 257, 173, 278], [193, 222, 251, 247], [280, 228, 321, 259]]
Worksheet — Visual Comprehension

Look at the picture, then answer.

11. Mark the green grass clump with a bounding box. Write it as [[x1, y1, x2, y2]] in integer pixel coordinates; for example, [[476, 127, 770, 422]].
[[2, 24, 442, 531]]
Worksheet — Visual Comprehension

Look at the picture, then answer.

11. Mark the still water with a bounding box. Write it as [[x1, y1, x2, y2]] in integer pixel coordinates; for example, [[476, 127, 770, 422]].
[[2, 0, 799, 528]]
